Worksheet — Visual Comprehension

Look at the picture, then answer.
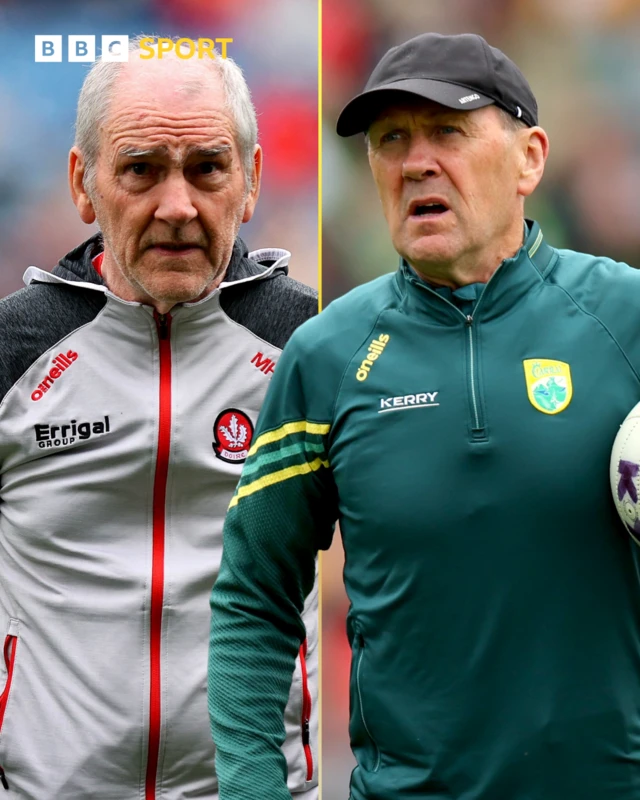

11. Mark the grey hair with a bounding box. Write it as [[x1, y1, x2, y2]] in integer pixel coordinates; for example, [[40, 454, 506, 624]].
[[75, 34, 258, 197], [497, 106, 530, 133]]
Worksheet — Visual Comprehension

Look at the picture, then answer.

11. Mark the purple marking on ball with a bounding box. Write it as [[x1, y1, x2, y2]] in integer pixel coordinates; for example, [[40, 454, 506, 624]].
[[618, 460, 639, 503]]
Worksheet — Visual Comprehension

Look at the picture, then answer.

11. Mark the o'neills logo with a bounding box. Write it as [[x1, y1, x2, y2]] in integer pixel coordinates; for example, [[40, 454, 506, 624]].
[[34, 416, 111, 449], [356, 334, 389, 382], [31, 350, 78, 401]]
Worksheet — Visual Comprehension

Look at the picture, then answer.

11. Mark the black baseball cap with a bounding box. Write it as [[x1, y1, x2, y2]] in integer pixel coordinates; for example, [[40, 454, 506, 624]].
[[336, 32, 538, 137]]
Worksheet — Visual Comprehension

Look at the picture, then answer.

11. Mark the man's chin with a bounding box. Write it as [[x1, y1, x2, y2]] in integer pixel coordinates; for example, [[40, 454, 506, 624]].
[[142, 277, 217, 309], [401, 238, 458, 270]]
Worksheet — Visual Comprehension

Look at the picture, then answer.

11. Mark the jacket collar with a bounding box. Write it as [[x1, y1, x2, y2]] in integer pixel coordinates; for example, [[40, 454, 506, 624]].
[[395, 220, 556, 325]]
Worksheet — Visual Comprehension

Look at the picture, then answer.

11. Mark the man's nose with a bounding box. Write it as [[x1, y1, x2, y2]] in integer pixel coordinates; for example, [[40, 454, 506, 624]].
[[154, 172, 198, 226], [401, 136, 442, 181]]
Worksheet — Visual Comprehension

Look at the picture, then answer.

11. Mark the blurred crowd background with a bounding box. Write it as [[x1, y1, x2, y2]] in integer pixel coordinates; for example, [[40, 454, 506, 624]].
[[0, 0, 318, 298], [322, 0, 640, 795]]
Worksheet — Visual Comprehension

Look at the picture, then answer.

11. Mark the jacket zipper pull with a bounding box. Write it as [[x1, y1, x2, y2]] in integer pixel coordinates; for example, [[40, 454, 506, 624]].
[[465, 314, 473, 326], [156, 313, 169, 340], [0, 765, 9, 790], [154, 311, 172, 340]]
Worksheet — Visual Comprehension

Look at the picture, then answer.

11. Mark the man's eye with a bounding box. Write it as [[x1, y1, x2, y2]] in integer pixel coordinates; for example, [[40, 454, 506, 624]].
[[197, 162, 220, 175], [438, 126, 459, 135], [127, 163, 151, 176], [379, 131, 403, 144]]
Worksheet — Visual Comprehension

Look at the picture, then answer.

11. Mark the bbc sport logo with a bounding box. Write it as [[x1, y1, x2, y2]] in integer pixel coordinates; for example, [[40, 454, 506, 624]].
[[34, 36, 233, 63]]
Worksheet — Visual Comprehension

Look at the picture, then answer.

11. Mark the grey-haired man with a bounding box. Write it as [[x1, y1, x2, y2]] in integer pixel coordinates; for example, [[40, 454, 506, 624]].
[[0, 40, 317, 799]]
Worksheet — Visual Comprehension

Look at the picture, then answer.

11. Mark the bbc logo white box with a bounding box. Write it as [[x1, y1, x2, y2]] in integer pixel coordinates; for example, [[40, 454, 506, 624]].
[[101, 36, 129, 62], [68, 36, 96, 63], [35, 35, 62, 62]]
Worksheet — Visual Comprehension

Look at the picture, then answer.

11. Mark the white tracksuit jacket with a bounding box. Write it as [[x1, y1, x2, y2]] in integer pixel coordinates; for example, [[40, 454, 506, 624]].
[[0, 234, 318, 799]]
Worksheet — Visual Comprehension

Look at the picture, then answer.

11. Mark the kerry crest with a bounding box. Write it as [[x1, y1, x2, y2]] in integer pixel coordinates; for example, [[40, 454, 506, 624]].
[[523, 359, 572, 415]]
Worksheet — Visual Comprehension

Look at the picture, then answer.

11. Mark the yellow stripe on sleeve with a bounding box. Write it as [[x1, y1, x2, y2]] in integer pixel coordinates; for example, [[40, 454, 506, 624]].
[[229, 457, 329, 508], [248, 421, 331, 457]]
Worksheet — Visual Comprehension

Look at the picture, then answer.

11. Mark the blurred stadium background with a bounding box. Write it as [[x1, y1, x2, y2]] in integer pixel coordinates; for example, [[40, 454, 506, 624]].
[[322, 0, 640, 795], [0, 0, 318, 297]]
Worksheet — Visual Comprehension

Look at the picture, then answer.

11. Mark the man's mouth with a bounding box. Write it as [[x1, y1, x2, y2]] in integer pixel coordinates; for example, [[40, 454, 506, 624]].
[[149, 243, 203, 253], [414, 203, 448, 216], [408, 199, 451, 218]]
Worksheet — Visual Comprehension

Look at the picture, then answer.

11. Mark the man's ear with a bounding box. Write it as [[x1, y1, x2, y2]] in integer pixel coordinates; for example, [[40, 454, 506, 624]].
[[69, 147, 96, 224], [517, 127, 549, 198], [242, 145, 263, 224]]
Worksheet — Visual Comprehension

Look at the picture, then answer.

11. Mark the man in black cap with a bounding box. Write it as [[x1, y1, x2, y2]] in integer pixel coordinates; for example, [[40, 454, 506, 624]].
[[335, 32, 545, 293], [209, 33, 640, 800]]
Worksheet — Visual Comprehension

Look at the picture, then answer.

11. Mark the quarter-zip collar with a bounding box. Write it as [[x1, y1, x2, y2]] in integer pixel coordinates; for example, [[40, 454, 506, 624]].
[[396, 220, 556, 325]]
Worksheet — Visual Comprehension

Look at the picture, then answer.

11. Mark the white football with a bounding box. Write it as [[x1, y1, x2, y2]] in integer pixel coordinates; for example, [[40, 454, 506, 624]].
[[611, 401, 640, 546]]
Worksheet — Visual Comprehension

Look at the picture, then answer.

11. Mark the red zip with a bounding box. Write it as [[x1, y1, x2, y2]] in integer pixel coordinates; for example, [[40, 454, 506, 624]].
[[145, 312, 173, 800], [299, 639, 313, 781], [0, 635, 17, 731], [0, 634, 17, 791]]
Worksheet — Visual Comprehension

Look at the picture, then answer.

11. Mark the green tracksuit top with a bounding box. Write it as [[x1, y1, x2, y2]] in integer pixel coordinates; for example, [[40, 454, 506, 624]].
[[209, 221, 640, 800]]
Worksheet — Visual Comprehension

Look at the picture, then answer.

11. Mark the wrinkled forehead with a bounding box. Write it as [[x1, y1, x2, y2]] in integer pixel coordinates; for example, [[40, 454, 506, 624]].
[[99, 58, 235, 159]]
